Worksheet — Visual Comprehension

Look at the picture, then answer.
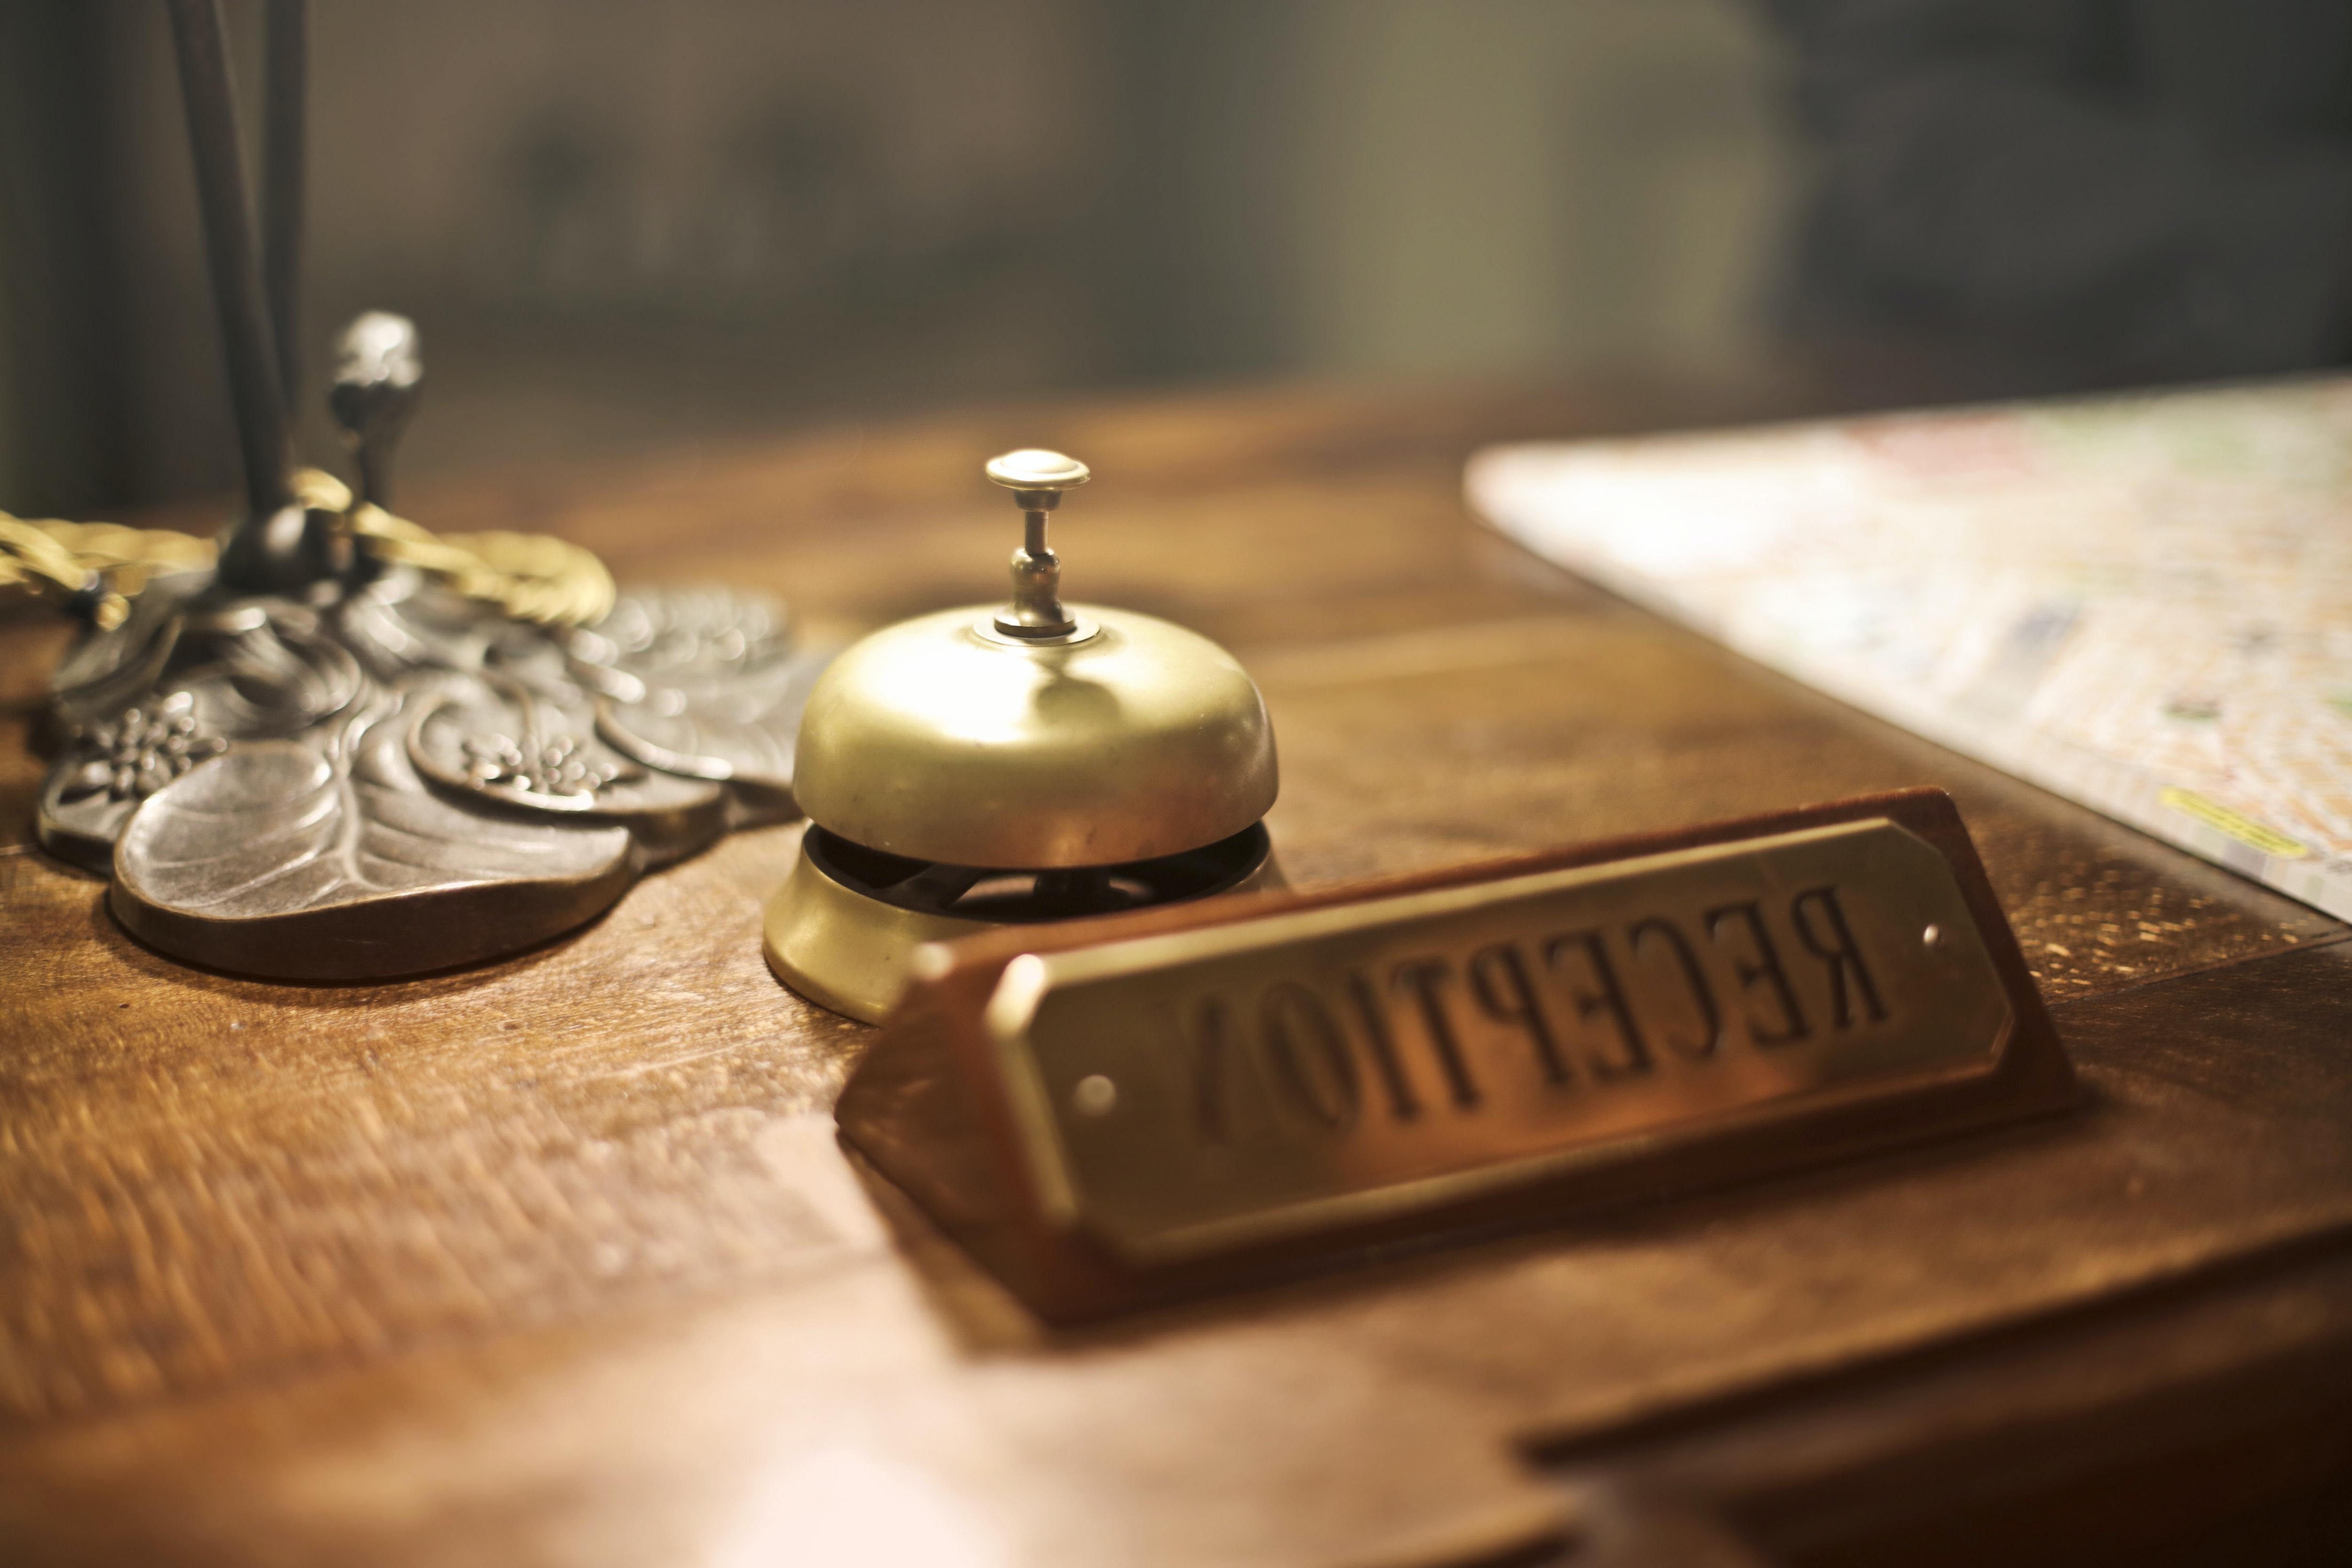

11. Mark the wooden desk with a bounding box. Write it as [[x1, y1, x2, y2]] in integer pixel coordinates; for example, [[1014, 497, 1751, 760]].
[[4, 382, 2349, 1566]]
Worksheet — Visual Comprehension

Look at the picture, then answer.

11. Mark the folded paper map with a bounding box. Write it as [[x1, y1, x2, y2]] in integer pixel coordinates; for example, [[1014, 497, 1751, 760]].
[[1468, 377, 2352, 922]]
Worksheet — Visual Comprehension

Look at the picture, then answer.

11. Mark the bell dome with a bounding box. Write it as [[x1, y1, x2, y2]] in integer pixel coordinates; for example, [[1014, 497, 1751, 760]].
[[791, 603, 1277, 868]]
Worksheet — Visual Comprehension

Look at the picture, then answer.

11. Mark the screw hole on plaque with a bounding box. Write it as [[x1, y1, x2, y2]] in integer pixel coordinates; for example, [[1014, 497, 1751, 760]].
[[1073, 1075, 1119, 1117], [1922, 923, 1943, 949]]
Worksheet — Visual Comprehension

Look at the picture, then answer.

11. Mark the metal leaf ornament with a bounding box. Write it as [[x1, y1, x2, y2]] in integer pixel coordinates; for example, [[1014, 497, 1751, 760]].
[[26, 315, 830, 981]]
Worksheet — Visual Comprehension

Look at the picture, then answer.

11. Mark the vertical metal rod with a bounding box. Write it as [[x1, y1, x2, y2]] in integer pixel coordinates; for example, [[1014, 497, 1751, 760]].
[[165, 0, 292, 518], [262, 0, 307, 413]]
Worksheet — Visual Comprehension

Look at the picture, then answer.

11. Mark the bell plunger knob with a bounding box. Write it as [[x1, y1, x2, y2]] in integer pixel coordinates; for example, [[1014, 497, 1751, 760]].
[[986, 448, 1090, 639]]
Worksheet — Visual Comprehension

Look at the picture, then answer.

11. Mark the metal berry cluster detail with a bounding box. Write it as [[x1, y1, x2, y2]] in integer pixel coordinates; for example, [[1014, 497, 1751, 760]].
[[63, 692, 228, 802], [461, 732, 633, 800]]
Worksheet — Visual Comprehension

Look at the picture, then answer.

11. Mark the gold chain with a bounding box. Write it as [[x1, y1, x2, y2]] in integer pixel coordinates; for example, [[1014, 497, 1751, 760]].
[[290, 470, 616, 627], [0, 472, 614, 630], [0, 515, 206, 629]]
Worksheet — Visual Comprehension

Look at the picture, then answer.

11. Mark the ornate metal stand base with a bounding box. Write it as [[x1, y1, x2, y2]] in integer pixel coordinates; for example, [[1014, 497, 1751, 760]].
[[42, 566, 826, 980]]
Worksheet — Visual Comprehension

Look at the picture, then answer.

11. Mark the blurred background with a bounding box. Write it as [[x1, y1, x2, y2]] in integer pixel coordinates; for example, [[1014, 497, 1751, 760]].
[[3, 0, 2347, 517], [0, 0, 1797, 515]]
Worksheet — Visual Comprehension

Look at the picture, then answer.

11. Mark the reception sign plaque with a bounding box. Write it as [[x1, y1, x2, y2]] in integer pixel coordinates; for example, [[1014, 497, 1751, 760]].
[[835, 789, 2076, 1320]]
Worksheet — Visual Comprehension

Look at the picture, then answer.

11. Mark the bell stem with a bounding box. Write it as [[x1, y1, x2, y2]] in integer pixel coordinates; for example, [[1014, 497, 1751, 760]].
[[999, 492, 1076, 637]]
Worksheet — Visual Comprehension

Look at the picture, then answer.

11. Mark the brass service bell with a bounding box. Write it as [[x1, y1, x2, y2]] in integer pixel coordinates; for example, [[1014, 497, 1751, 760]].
[[763, 450, 1281, 1020]]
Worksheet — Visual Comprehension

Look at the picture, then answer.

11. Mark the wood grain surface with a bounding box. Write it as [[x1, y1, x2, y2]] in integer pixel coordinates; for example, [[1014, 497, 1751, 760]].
[[2, 380, 2346, 1566]]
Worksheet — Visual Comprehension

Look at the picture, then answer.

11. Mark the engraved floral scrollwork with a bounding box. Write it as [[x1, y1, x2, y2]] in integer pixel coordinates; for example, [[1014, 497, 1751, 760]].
[[460, 732, 630, 801], [58, 692, 228, 802], [573, 587, 827, 823]]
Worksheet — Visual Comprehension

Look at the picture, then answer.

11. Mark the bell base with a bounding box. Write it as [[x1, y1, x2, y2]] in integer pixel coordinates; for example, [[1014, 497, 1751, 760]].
[[763, 836, 997, 1023], [764, 824, 1279, 1023]]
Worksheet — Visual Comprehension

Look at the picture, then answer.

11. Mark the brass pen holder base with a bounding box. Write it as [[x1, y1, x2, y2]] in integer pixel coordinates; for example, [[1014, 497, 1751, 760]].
[[764, 824, 1279, 1022]]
